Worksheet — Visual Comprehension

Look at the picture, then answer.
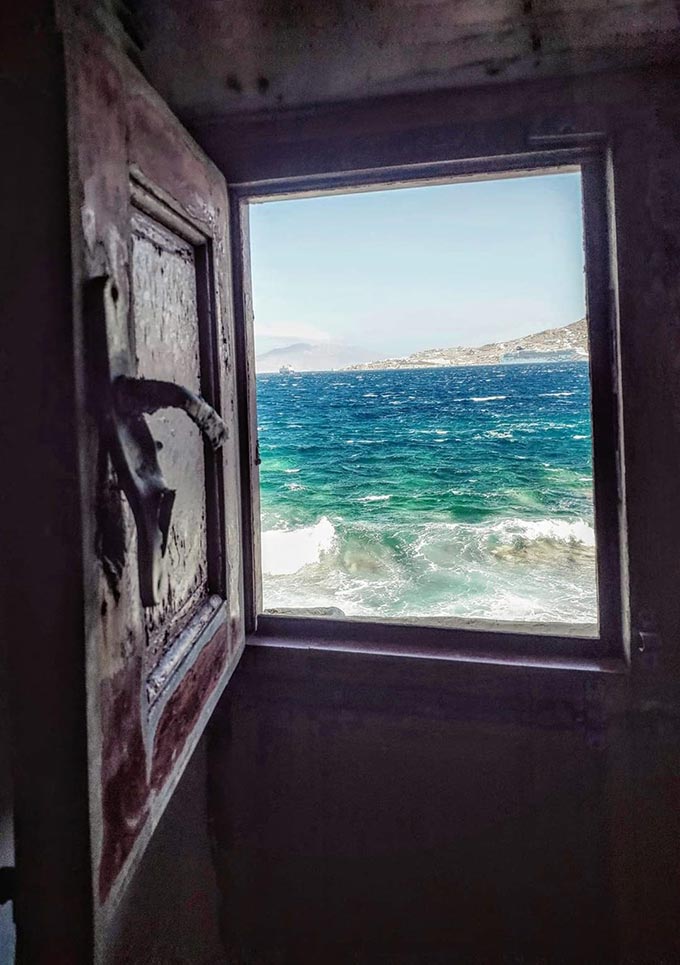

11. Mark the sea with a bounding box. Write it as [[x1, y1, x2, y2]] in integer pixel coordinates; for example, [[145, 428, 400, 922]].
[[257, 362, 598, 625]]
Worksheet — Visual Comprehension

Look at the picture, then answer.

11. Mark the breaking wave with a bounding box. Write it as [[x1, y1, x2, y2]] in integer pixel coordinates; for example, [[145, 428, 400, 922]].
[[261, 517, 336, 576], [260, 514, 596, 620]]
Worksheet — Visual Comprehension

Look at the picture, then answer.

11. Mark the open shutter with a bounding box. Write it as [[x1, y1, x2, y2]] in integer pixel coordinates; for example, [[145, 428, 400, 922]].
[[64, 10, 245, 944]]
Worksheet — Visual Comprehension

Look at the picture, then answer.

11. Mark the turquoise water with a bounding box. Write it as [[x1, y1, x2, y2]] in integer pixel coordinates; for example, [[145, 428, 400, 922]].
[[257, 363, 597, 624]]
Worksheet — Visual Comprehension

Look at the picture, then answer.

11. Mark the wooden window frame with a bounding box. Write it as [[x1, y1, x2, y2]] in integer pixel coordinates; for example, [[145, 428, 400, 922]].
[[231, 145, 626, 669]]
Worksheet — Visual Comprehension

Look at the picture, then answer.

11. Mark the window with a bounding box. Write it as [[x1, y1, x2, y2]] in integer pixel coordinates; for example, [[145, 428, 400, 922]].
[[232, 152, 623, 660]]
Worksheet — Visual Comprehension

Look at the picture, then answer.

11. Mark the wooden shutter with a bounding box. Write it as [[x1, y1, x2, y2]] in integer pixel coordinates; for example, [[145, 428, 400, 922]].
[[62, 10, 244, 948]]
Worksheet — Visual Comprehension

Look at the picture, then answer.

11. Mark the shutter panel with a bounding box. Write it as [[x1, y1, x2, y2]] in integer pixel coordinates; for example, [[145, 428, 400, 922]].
[[64, 10, 245, 943]]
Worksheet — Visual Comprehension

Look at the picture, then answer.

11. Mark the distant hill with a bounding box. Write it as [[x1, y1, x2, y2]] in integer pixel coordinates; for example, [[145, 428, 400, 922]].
[[256, 341, 374, 373], [346, 319, 588, 371]]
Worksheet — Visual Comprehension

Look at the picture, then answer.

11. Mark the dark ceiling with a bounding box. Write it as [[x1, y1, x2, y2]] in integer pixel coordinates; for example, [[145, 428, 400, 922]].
[[134, 0, 680, 120]]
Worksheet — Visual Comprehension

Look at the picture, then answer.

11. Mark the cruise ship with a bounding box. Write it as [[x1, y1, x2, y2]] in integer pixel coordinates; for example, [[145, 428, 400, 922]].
[[500, 347, 587, 365]]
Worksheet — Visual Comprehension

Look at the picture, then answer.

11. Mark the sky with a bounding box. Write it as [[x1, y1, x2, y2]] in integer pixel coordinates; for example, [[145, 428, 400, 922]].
[[249, 171, 586, 362]]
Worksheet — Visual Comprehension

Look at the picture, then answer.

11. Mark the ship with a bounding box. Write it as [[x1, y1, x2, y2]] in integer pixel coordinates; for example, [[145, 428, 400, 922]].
[[279, 364, 295, 374], [500, 346, 587, 365]]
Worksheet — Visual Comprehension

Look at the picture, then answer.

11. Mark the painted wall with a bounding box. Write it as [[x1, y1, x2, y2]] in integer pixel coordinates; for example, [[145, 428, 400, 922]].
[[208, 645, 678, 964]]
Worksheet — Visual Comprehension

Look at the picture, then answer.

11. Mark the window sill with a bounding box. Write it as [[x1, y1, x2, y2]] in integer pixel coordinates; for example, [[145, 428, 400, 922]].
[[251, 613, 628, 676]]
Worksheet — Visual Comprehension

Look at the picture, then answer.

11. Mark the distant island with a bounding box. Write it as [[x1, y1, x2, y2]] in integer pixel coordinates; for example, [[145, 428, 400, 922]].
[[345, 319, 588, 371], [256, 341, 374, 373]]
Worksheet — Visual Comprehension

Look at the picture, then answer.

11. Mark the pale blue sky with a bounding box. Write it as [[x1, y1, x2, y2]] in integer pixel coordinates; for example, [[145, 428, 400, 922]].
[[249, 171, 586, 360]]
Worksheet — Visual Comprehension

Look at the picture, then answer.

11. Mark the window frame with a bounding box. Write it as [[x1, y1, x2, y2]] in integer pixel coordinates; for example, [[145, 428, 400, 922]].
[[231, 145, 626, 665]]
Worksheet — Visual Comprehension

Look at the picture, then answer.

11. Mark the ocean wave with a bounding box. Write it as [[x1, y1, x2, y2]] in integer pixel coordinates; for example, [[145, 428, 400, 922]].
[[357, 494, 391, 502], [539, 391, 575, 397], [261, 514, 598, 622], [494, 517, 595, 547], [261, 517, 336, 576], [471, 395, 507, 402], [411, 517, 595, 561]]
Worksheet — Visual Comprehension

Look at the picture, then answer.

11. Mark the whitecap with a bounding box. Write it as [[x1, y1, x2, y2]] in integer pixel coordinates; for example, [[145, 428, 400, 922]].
[[471, 395, 507, 402], [494, 517, 596, 547], [357, 494, 391, 502], [283, 468, 301, 474], [539, 391, 575, 397], [261, 517, 336, 576]]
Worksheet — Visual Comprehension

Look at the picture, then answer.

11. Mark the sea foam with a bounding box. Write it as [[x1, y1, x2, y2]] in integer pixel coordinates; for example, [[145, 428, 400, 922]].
[[261, 516, 336, 576]]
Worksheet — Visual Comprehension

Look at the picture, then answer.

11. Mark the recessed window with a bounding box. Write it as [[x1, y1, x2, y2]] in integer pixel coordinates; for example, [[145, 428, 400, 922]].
[[237, 159, 621, 650]]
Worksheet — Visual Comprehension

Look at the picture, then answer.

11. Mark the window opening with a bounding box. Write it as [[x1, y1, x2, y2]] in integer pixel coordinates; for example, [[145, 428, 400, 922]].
[[244, 166, 614, 639]]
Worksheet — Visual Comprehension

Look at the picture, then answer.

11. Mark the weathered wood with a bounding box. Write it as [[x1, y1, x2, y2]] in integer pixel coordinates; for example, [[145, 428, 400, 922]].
[[580, 154, 624, 657], [230, 197, 263, 632], [60, 6, 246, 954]]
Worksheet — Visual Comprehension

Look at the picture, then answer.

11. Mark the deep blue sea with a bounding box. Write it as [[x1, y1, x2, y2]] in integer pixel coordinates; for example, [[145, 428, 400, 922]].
[[256, 362, 597, 624]]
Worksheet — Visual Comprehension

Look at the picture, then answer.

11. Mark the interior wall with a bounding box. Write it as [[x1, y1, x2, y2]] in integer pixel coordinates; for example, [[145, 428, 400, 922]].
[[209, 648, 623, 964], [199, 64, 680, 965], [209, 641, 680, 965]]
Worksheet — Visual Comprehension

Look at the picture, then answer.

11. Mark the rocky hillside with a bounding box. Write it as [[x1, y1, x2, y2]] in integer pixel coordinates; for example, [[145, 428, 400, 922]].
[[346, 319, 588, 370]]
